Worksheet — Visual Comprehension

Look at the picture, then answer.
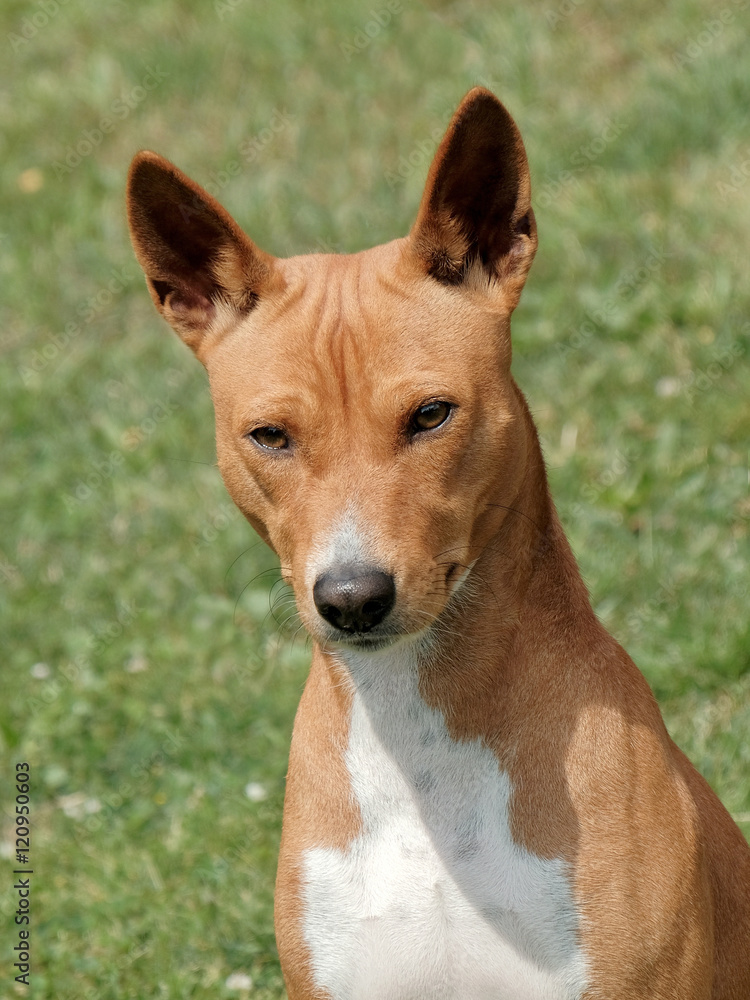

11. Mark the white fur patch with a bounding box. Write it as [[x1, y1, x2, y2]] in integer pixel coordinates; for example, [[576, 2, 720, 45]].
[[305, 508, 373, 591], [301, 647, 588, 1000]]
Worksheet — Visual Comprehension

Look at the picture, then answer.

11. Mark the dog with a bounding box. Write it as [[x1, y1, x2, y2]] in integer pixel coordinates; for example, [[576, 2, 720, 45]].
[[127, 88, 750, 999]]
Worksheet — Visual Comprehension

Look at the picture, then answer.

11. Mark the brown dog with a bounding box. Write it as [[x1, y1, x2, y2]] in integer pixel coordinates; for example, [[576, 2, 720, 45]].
[[127, 89, 750, 999]]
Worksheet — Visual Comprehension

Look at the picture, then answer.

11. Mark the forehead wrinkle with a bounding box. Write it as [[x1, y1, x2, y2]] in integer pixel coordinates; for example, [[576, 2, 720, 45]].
[[288, 261, 345, 408], [337, 261, 441, 416], [337, 261, 404, 415], [278, 254, 417, 432], [308, 259, 373, 415]]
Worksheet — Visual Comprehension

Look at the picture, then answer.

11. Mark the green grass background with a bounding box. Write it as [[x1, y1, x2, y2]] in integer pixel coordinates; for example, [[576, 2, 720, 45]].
[[2, 0, 749, 996]]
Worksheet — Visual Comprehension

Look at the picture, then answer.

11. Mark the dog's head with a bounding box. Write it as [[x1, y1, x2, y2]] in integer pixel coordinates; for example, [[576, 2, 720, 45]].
[[127, 89, 538, 653]]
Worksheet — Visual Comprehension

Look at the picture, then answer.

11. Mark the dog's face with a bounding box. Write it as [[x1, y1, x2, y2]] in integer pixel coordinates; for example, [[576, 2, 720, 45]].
[[127, 89, 537, 651], [204, 245, 529, 650]]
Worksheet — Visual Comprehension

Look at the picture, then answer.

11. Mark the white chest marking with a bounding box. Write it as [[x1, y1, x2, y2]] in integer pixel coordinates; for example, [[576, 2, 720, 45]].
[[301, 648, 588, 1000]]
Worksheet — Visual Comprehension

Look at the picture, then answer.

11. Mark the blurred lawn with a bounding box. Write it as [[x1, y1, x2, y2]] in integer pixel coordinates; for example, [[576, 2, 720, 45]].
[[1, 0, 749, 996]]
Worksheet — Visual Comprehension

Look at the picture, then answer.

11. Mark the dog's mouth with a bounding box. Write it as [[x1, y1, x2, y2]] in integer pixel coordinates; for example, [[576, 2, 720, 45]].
[[321, 628, 403, 653]]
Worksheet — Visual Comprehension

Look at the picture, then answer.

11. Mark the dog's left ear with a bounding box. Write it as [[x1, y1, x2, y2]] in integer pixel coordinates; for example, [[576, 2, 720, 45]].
[[409, 88, 537, 309], [126, 150, 276, 358]]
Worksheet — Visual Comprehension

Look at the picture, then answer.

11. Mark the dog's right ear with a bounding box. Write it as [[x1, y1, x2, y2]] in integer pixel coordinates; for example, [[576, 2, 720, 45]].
[[126, 151, 276, 357], [409, 88, 537, 311]]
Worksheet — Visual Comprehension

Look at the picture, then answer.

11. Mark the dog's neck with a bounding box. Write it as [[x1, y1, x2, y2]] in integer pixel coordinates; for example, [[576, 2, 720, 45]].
[[436, 382, 594, 663]]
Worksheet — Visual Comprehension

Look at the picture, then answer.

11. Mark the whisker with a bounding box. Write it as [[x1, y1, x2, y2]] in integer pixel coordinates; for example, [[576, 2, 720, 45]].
[[272, 609, 302, 633], [289, 623, 312, 654], [223, 540, 268, 583], [278, 614, 303, 635], [267, 586, 299, 632], [483, 502, 544, 534], [434, 560, 501, 610], [433, 503, 544, 567], [234, 568, 287, 627]]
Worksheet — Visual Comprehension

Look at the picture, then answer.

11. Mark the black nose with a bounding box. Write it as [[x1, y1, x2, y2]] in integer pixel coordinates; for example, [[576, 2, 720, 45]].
[[313, 565, 395, 633]]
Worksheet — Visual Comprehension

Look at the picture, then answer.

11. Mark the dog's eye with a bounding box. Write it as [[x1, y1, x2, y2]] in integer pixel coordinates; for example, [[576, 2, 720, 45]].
[[249, 426, 289, 450], [410, 401, 452, 434]]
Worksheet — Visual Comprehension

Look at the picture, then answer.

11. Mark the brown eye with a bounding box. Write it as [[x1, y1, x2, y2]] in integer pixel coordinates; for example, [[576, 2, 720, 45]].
[[410, 401, 452, 434], [250, 426, 289, 450]]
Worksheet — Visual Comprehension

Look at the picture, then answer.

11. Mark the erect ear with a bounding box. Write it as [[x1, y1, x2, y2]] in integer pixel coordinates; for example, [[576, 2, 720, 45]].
[[409, 88, 537, 308], [126, 150, 276, 356]]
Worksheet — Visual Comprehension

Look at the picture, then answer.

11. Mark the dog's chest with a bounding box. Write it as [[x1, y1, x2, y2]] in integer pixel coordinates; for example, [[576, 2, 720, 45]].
[[301, 653, 588, 1000]]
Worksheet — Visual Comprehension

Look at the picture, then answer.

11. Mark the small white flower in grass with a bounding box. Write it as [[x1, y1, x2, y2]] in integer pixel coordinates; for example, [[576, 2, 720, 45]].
[[18, 168, 44, 194], [225, 971, 253, 990], [125, 654, 148, 673], [244, 781, 267, 802], [656, 376, 681, 398], [57, 792, 102, 820], [30, 662, 51, 679]]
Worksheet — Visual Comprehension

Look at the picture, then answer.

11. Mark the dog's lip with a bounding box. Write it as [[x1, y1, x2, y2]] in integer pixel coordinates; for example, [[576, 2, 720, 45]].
[[323, 630, 401, 652]]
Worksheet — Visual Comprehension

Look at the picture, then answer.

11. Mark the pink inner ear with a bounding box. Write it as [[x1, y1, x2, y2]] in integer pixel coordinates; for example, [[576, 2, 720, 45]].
[[168, 287, 215, 322]]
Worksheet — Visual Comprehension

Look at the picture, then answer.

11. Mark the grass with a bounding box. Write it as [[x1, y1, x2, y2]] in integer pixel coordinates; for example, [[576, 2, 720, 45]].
[[1, 0, 749, 996]]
